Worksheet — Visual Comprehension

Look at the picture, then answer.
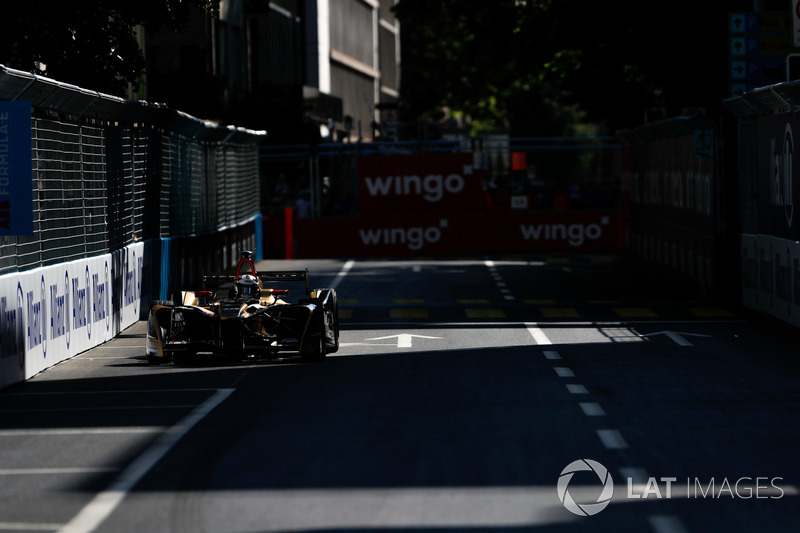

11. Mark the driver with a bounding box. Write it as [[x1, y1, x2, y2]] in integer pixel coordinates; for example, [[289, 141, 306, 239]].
[[234, 274, 261, 302]]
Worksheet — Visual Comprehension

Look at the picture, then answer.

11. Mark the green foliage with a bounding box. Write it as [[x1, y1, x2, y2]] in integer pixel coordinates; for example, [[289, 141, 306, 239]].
[[0, 0, 217, 96], [394, 0, 727, 133]]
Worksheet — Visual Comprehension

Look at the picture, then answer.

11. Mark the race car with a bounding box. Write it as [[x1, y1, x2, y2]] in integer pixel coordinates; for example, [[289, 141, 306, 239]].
[[146, 251, 339, 364]]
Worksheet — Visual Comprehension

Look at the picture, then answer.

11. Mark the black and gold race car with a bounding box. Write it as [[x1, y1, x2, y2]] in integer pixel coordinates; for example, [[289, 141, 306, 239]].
[[146, 251, 339, 364]]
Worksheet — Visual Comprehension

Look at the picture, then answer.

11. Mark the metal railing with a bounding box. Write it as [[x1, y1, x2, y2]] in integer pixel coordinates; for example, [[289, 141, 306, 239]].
[[0, 65, 266, 276], [723, 79, 800, 119]]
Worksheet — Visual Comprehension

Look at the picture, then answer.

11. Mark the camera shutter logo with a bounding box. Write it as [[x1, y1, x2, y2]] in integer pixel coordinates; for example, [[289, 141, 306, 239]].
[[557, 459, 614, 516]]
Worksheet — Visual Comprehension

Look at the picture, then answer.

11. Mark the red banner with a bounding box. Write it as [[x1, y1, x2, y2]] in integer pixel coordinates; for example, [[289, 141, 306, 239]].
[[357, 153, 484, 216], [277, 211, 622, 258]]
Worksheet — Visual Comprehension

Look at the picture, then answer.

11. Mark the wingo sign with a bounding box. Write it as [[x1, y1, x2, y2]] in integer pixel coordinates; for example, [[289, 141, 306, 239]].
[[358, 153, 483, 216]]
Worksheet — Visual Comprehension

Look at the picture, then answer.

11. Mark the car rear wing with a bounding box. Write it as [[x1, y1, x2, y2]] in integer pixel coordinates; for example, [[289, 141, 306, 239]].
[[202, 269, 310, 296], [258, 270, 309, 283], [259, 270, 310, 297]]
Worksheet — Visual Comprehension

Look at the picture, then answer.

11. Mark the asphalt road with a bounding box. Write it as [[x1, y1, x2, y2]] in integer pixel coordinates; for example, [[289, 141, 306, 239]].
[[1, 254, 799, 533]]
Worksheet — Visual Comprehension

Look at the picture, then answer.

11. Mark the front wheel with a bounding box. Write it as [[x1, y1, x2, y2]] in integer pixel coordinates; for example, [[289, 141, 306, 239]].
[[300, 310, 327, 363]]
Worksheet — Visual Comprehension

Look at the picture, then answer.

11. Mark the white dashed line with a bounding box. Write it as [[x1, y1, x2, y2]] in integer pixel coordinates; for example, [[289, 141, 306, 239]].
[[566, 384, 588, 394], [578, 402, 606, 416], [597, 429, 628, 449], [525, 323, 552, 345], [543, 350, 561, 360], [649, 515, 690, 533], [554, 367, 574, 378]]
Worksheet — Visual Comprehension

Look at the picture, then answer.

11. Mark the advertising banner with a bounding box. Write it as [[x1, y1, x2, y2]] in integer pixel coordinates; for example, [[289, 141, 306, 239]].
[[0, 242, 144, 389], [358, 152, 484, 216], [757, 114, 800, 240], [741, 234, 800, 329], [292, 211, 621, 258], [0, 101, 33, 236]]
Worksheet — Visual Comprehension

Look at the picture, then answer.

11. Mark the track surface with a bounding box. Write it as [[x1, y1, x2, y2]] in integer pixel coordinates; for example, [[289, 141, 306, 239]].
[[1, 255, 799, 533]]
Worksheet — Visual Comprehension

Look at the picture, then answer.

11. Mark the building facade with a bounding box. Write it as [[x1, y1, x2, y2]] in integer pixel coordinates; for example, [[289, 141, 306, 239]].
[[143, 0, 400, 142]]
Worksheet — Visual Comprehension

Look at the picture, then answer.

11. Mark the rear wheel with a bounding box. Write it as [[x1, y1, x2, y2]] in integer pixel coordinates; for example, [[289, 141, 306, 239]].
[[171, 352, 196, 366], [146, 354, 167, 365]]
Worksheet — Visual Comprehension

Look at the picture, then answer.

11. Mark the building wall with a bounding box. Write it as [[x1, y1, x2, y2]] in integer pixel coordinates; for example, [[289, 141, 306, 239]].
[[141, 0, 400, 139], [321, 0, 399, 138]]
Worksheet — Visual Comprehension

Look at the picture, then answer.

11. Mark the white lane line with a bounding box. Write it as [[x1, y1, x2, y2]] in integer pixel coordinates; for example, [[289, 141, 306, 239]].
[[525, 323, 552, 345], [579, 402, 606, 416], [0, 467, 119, 475], [597, 429, 628, 450], [620, 467, 650, 485], [4, 389, 219, 396], [329, 259, 354, 291], [81, 346, 142, 349], [543, 350, 561, 360], [0, 405, 197, 413], [0, 427, 165, 437], [566, 384, 588, 394], [649, 515, 689, 533], [58, 388, 235, 533], [0, 521, 64, 531], [554, 367, 574, 378]]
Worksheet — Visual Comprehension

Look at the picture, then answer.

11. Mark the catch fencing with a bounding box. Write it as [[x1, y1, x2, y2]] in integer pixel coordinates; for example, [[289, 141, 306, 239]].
[[258, 135, 623, 258], [0, 65, 264, 389], [0, 65, 264, 278], [259, 135, 622, 220]]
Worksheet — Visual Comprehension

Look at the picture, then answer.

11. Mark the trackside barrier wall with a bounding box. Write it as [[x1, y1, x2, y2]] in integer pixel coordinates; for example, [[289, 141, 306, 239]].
[[0, 66, 265, 389], [741, 234, 800, 328], [617, 115, 722, 300], [725, 82, 800, 328], [0, 242, 143, 388]]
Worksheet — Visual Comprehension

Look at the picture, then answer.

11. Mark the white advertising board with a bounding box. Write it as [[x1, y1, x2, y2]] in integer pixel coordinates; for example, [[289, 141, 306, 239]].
[[741, 234, 800, 329], [0, 242, 144, 389]]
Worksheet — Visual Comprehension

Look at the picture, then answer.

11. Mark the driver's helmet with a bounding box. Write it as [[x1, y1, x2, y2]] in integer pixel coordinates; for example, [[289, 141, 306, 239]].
[[234, 274, 260, 302]]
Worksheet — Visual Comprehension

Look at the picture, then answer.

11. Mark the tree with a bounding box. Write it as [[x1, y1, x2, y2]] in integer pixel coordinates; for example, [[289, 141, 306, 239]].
[[394, 0, 749, 134], [0, 0, 217, 96]]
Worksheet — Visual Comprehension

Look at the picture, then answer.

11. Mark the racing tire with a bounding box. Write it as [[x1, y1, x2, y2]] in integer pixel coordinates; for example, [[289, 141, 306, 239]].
[[326, 302, 340, 354], [300, 312, 327, 363], [171, 352, 196, 366], [300, 334, 325, 363], [306, 289, 339, 354]]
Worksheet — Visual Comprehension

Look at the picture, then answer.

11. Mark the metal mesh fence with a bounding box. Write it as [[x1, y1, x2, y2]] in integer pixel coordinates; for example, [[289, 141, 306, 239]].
[[0, 65, 265, 276]]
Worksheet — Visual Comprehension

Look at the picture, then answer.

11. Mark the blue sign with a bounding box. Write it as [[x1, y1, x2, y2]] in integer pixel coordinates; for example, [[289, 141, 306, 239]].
[[0, 101, 32, 236]]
